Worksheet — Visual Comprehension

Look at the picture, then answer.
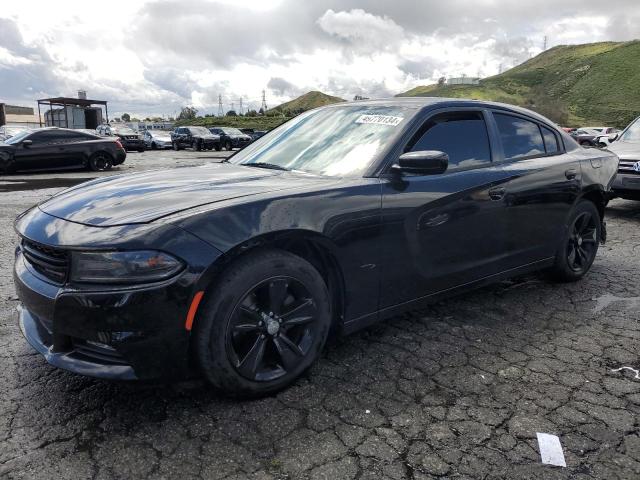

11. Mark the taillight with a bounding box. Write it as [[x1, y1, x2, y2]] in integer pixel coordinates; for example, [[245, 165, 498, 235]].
[[115, 139, 123, 149]]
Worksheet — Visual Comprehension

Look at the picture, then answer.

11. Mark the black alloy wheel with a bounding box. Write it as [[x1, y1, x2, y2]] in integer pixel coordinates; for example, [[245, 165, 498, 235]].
[[227, 277, 319, 382], [566, 211, 598, 273], [193, 139, 202, 151], [214, 143, 222, 151], [88, 152, 113, 171], [173, 141, 180, 151], [225, 140, 232, 151], [549, 200, 600, 282], [195, 249, 331, 396], [151, 142, 157, 150]]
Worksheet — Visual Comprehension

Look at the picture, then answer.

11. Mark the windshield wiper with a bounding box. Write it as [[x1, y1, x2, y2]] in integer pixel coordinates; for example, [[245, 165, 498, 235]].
[[244, 162, 289, 171]]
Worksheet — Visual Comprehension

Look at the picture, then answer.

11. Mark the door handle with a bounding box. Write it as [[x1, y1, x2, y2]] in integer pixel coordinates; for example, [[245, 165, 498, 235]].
[[488, 187, 506, 201], [565, 168, 577, 180]]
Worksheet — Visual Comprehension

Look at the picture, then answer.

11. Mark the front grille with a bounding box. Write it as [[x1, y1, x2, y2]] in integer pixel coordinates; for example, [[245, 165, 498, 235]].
[[618, 159, 640, 175], [21, 239, 69, 284], [71, 338, 129, 366]]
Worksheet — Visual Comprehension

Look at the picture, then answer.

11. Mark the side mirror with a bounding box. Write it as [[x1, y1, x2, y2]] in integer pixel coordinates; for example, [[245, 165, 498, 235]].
[[22, 139, 33, 148], [608, 133, 618, 143], [394, 150, 449, 175]]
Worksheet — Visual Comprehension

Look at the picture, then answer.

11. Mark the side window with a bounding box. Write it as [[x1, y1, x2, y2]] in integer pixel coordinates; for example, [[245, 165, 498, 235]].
[[541, 126, 560, 154], [494, 113, 545, 160], [407, 111, 492, 170]]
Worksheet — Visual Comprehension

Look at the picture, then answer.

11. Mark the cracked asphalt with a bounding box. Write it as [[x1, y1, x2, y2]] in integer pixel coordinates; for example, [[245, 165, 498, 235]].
[[1, 151, 639, 479]]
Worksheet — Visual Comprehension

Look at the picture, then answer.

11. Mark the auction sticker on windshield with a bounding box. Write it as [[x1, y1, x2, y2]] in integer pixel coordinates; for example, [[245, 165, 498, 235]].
[[355, 114, 404, 126]]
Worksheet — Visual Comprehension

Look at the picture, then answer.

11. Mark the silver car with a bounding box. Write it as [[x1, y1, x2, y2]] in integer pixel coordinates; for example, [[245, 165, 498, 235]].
[[143, 130, 173, 149], [608, 116, 640, 200]]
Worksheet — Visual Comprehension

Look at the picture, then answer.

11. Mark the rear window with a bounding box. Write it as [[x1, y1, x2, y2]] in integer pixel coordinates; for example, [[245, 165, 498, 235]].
[[494, 113, 545, 160], [541, 126, 560, 154]]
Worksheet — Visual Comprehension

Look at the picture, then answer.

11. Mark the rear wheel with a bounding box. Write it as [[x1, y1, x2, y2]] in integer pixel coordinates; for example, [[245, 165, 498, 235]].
[[225, 140, 232, 151], [195, 249, 331, 397], [193, 140, 202, 151], [151, 142, 157, 150], [214, 143, 222, 151], [173, 141, 181, 151], [88, 152, 113, 171], [549, 200, 600, 282]]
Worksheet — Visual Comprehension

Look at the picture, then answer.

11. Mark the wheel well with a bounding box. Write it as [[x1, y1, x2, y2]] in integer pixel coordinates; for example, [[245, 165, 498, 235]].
[[580, 189, 606, 220], [212, 233, 346, 330]]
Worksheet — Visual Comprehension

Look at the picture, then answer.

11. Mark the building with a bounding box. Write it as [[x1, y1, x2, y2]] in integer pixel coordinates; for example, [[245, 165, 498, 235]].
[[38, 92, 109, 129], [0, 104, 41, 128], [447, 76, 481, 86]]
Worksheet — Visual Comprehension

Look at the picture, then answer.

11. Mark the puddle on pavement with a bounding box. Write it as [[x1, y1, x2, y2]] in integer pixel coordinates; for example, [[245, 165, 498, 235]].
[[0, 178, 94, 192]]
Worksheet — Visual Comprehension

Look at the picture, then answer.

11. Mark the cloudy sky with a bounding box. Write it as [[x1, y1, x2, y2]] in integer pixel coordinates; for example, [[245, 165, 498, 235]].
[[1, 0, 638, 118]]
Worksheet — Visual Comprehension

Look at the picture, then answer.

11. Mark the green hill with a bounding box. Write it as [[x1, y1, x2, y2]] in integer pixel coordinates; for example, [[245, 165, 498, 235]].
[[270, 91, 346, 114], [398, 41, 640, 127]]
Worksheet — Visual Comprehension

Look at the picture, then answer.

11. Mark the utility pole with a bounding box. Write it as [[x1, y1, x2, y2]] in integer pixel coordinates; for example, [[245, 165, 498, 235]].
[[217, 94, 223, 117], [261, 90, 268, 112], [498, 63, 503, 74], [231, 102, 235, 113], [239, 98, 243, 115], [543, 35, 548, 51]]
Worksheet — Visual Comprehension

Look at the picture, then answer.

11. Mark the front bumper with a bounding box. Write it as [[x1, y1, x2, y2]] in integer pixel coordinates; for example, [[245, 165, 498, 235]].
[[612, 172, 640, 196], [14, 250, 197, 380], [121, 139, 145, 150]]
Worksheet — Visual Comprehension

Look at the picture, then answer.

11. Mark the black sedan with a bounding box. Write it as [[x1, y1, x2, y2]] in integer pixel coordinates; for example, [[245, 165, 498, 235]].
[[171, 126, 221, 151], [209, 127, 252, 150], [1, 127, 126, 173], [13, 99, 617, 396]]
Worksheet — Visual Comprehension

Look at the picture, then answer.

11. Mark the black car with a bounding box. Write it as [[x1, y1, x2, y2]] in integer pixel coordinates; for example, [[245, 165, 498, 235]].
[[1, 127, 126, 173], [96, 124, 145, 152], [171, 126, 221, 151], [209, 127, 252, 150], [13, 99, 617, 396], [241, 128, 267, 142]]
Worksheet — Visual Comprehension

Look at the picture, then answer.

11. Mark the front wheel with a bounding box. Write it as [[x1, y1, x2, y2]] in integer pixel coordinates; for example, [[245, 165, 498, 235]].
[[173, 141, 180, 151], [549, 200, 601, 282], [214, 143, 222, 151], [194, 249, 331, 397], [224, 140, 232, 151]]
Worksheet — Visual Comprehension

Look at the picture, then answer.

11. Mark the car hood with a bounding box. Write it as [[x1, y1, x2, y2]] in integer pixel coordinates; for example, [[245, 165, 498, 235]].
[[608, 141, 640, 160], [38, 163, 332, 227]]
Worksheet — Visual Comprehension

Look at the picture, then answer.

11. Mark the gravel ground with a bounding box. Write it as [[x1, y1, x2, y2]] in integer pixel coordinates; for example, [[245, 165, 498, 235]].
[[0, 150, 639, 480]]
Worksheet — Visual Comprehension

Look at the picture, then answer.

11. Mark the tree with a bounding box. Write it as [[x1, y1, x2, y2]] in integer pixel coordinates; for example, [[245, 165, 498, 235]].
[[437, 76, 446, 86], [121, 113, 131, 122], [178, 106, 198, 120], [246, 109, 258, 117], [226, 110, 237, 117]]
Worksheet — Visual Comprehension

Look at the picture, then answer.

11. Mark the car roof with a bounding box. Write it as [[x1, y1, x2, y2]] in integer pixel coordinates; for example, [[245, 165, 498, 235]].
[[322, 97, 559, 126]]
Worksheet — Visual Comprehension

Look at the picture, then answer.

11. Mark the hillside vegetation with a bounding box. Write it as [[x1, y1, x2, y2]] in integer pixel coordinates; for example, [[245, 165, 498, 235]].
[[176, 91, 346, 130], [399, 41, 640, 127], [269, 90, 346, 114]]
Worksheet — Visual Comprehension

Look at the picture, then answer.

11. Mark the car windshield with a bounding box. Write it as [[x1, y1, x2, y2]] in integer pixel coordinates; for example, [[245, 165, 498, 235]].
[[151, 130, 170, 137], [4, 130, 32, 144], [222, 127, 243, 135], [229, 105, 414, 177], [189, 127, 210, 135], [620, 118, 640, 142]]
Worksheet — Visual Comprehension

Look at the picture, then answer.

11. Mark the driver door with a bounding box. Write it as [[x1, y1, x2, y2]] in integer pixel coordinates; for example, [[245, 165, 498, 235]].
[[378, 109, 513, 309]]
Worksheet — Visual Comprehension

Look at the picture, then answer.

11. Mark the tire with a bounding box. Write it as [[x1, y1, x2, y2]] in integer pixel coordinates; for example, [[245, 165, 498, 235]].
[[548, 200, 601, 282], [225, 140, 232, 151], [193, 140, 202, 151], [88, 152, 113, 171], [137, 148, 145, 152], [194, 249, 331, 397], [151, 142, 157, 150], [173, 141, 180, 151], [580, 141, 591, 147], [214, 143, 222, 151]]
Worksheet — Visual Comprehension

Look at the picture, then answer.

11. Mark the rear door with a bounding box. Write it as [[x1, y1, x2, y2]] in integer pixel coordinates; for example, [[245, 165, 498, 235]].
[[379, 108, 513, 309], [490, 111, 581, 268]]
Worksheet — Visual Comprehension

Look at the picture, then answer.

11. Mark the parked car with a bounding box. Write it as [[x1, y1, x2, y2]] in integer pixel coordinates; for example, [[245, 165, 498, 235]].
[[209, 127, 252, 150], [0, 125, 31, 142], [96, 124, 145, 152], [240, 128, 267, 142], [0, 127, 125, 173], [570, 128, 601, 146], [606, 116, 640, 200], [13, 99, 617, 396], [143, 130, 173, 149], [584, 126, 619, 135], [171, 126, 221, 151]]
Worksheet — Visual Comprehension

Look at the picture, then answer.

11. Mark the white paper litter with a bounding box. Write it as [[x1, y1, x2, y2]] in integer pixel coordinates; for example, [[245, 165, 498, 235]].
[[611, 366, 640, 380], [536, 433, 566, 467]]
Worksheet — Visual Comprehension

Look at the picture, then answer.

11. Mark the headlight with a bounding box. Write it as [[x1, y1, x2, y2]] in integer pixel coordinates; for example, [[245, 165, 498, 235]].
[[70, 251, 184, 284]]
